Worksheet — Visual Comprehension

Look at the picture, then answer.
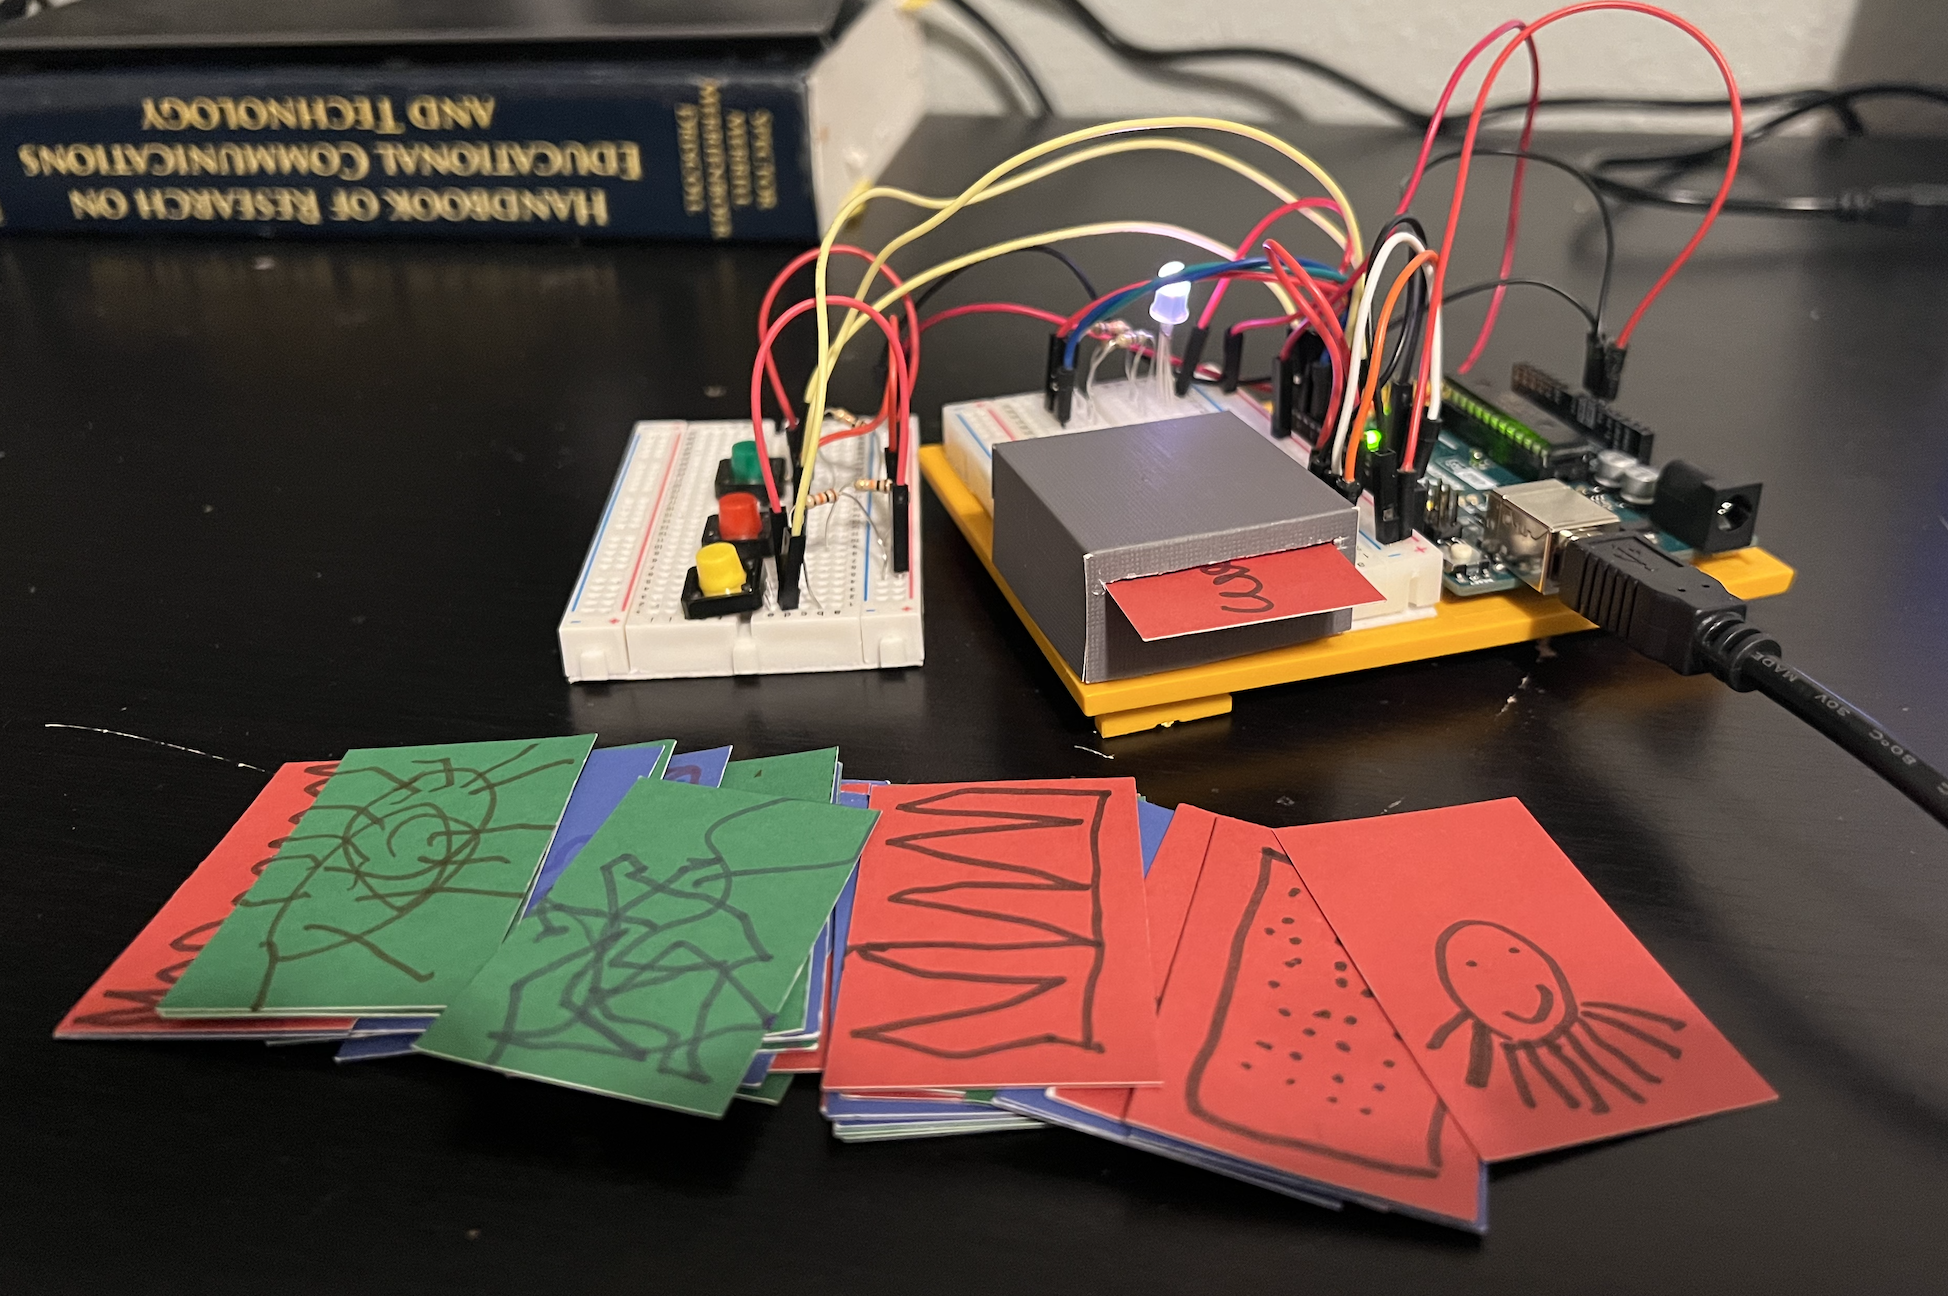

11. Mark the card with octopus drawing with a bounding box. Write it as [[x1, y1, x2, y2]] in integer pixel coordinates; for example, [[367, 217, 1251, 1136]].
[[1276, 798, 1778, 1162], [1123, 813, 1487, 1231]]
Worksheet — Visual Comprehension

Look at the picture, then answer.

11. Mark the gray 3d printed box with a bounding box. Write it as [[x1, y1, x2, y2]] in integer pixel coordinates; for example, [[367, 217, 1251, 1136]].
[[991, 411, 1359, 683]]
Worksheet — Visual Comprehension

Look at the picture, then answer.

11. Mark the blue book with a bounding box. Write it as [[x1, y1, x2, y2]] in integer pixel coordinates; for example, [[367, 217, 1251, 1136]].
[[0, 0, 922, 242]]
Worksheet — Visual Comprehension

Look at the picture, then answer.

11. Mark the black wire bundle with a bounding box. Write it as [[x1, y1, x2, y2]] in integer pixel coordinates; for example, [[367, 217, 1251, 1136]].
[[1590, 83, 1948, 219], [1044, 0, 1888, 135]]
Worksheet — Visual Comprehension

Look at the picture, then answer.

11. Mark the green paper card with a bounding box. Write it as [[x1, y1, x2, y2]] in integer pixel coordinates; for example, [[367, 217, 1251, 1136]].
[[415, 778, 876, 1117], [160, 735, 597, 1017], [725, 747, 841, 1034], [737, 1071, 795, 1105], [767, 961, 813, 1043], [721, 747, 840, 805]]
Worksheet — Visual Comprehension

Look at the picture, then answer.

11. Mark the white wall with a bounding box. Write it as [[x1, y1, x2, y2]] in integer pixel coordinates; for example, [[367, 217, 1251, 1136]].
[[917, 0, 1943, 131]]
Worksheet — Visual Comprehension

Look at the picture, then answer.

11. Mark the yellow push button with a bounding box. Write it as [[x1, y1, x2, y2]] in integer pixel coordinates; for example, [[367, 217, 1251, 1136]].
[[696, 542, 748, 598]]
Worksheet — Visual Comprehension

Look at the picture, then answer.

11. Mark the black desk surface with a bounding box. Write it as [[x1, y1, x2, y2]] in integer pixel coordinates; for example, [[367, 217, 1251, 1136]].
[[6, 117, 1946, 1293]]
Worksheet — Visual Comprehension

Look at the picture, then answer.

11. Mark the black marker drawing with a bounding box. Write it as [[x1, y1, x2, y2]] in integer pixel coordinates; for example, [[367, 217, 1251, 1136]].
[[73, 762, 337, 1028], [1183, 845, 1450, 1178], [241, 745, 574, 1008], [1426, 920, 1688, 1114], [1197, 559, 1277, 615], [481, 797, 857, 1084], [846, 787, 1110, 1059]]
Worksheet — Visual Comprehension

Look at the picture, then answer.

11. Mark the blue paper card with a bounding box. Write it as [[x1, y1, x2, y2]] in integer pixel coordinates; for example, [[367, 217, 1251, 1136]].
[[524, 741, 676, 914], [662, 745, 733, 788], [1137, 799, 1173, 873]]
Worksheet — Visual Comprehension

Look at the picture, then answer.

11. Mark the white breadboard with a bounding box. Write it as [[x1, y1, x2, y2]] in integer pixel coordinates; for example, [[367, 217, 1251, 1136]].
[[940, 380, 1438, 628], [559, 418, 923, 681], [941, 380, 1271, 515]]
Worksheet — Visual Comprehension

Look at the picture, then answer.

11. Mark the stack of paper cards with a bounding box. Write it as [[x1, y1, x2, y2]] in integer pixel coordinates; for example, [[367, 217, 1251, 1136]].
[[415, 763, 875, 1117], [993, 800, 1778, 1231], [158, 736, 598, 1019], [820, 779, 1165, 1137], [57, 740, 1776, 1235], [819, 796, 1178, 1142], [333, 741, 723, 1064], [55, 761, 359, 1042]]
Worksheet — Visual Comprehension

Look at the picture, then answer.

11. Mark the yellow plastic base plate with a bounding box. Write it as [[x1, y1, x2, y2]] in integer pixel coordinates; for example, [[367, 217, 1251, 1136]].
[[920, 444, 1796, 738]]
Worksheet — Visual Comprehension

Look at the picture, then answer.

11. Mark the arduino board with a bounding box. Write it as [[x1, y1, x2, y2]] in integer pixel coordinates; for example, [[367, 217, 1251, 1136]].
[[925, 367, 1793, 736]]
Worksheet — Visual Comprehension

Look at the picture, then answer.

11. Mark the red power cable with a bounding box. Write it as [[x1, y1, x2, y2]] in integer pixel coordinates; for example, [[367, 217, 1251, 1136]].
[[1456, 37, 1543, 374], [920, 302, 1069, 332], [756, 246, 921, 433], [1263, 240, 1350, 445], [749, 294, 910, 516], [1396, 20, 1531, 215], [1196, 197, 1350, 331], [1409, 1, 1744, 469]]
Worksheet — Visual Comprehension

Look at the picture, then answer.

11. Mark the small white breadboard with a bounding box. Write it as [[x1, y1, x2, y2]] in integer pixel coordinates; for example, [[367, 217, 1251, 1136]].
[[940, 380, 1438, 628], [559, 418, 923, 681], [942, 380, 1271, 514]]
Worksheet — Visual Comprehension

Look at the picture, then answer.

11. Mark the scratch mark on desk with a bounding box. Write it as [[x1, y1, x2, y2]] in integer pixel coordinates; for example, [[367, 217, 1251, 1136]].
[[44, 723, 265, 772]]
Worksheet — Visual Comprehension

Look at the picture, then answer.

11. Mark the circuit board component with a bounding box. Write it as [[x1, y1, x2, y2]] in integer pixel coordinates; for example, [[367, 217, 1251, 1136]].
[[1483, 480, 1621, 593]]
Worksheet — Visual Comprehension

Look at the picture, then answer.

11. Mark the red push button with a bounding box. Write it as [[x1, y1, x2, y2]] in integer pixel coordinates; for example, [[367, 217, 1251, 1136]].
[[718, 491, 763, 542]]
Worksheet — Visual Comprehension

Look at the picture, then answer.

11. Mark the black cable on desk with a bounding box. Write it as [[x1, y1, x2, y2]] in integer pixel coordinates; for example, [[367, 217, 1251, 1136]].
[[1740, 654, 1948, 825], [1045, 2, 1921, 136], [938, 0, 1054, 119], [909, 244, 1098, 313], [1591, 83, 1948, 224], [1046, 0, 1431, 129], [1558, 533, 1948, 831]]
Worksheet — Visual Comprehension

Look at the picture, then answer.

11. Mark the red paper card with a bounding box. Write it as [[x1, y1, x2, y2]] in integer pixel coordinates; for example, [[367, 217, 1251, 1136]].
[[1104, 545, 1383, 642], [1054, 804, 1220, 1126], [1121, 813, 1485, 1229], [55, 762, 358, 1040], [768, 1040, 826, 1074], [1276, 799, 1778, 1161], [1141, 804, 1217, 996], [824, 779, 1161, 1092]]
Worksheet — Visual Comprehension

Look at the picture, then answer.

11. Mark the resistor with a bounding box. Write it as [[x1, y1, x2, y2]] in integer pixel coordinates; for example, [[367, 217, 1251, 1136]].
[[806, 488, 845, 508], [853, 478, 894, 493]]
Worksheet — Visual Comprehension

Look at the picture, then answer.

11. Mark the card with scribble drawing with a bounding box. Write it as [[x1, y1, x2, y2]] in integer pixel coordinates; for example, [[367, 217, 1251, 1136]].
[[55, 761, 358, 1040], [823, 778, 1161, 1092], [1276, 799, 1777, 1162], [159, 736, 597, 1017], [414, 779, 876, 1116], [1121, 813, 1486, 1230]]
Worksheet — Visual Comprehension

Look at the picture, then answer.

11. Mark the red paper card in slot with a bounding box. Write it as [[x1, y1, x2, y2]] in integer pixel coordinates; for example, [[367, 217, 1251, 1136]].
[[1105, 544, 1383, 642], [824, 779, 1161, 1092], [55, 762, 359, 1040], [1276, 799, 1778, 1161], [1121, 814, 1486, 1229]]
